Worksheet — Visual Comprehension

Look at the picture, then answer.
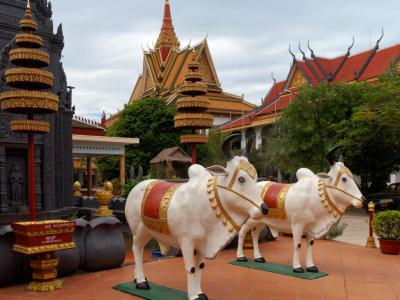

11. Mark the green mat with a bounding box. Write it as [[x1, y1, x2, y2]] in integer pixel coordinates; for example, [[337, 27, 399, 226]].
[[113, 281, 188, 300], [229, 260, 328, 280]]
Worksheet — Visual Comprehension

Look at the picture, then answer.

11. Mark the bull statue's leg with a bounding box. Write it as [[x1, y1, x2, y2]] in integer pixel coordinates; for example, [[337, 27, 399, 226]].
[[305, 235, 319, 273], [194, 252, 208, 300], [236, 221, 251, 262], [291, 223, 305, 273], [181, 240, 205, 300], [132, 224, 152, 289], [252, 224, 266, 263]]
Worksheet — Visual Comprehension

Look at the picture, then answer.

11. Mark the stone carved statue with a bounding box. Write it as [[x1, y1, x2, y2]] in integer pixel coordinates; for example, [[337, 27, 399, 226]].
[[10, 164, 23, 206]]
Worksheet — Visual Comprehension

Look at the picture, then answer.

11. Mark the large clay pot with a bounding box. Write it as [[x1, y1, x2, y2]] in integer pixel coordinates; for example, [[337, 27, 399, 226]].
[[379, 239, 400, 255], [0, 226, 19, 287], [84, 217, 126, 271], [57, 219, 89, 276]]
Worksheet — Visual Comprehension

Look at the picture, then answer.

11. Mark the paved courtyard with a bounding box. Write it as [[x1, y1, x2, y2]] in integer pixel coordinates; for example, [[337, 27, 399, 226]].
[[335, 207, 378, 247], [1, 236, 399, 300]]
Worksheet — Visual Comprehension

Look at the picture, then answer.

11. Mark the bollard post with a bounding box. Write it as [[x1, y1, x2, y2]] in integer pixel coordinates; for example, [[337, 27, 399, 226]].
[[366, 201, 377, 248]]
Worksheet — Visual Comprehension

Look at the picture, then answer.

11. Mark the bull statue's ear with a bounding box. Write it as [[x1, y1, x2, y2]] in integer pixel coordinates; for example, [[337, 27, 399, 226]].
[[317, 173, 333, 181], [207, 165, 228, 176]]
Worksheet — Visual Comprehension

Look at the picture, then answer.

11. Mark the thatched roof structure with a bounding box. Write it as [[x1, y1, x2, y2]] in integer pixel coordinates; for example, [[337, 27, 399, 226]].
[[150, 147, 191, 164]]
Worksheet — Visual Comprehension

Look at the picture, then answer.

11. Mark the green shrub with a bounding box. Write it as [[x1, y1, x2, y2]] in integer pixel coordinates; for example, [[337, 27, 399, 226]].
[[373, 210, 400, 240], [121, 174, 152, 198], [325, 221, 348, 240]]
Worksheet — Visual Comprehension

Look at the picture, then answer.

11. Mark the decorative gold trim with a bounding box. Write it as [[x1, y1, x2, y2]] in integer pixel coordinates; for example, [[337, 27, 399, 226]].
[[12, 242, 76, 255], [209, 177, 240, 233], [5, 68, 54, 88], [184, 71, 204, 82], [30, 258, 59, 270], [0, 90, 59, 113], [10, 120, 50, 133], [334, 166, 353, 186], [318, 180, 344, 218], [10, 48, 50, 66], [13, 220, 72, 226], [174, 113, 214, 128], [19, 19, 38, 31], [261, 182, 289, 219], [228, 160, 257, 188], [16, 33, 43, 47], [141, 181, 181, 235], [13, 228, 75, 237], [176, 82, 208, 95], [180, 134, 208, 144], [26, 279, 63, 293], [176, 97, 209, 110]]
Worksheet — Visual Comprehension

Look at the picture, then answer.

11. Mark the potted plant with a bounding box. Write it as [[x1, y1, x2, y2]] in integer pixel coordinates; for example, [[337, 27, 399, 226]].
[[373, 210, 400, 254]]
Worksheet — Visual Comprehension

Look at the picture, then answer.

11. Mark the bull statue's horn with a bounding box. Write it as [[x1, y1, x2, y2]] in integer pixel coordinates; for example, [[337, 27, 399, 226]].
[[326, 145, 344, 166], [243, 136, 254, 158], [222, 133, 241, 161]]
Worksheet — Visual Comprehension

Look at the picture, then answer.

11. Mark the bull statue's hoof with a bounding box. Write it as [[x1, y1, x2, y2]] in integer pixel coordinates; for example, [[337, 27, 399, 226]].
[[293, 267, 305, 273], [254, 257, 266, 263], [236, 256, 248, 262], [196, 293, 209, 300], [135, 279, 150, 290], [306, 266, 319, 273]]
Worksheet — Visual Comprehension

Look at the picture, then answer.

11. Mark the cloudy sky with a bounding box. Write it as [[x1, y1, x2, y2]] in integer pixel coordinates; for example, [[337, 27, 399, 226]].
[[50, 0, 399, 120]]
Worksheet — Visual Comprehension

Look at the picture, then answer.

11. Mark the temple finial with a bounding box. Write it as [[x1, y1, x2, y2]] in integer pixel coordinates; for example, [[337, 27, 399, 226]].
[[25, 0, 32, 19], [156, 0, 180, 61]]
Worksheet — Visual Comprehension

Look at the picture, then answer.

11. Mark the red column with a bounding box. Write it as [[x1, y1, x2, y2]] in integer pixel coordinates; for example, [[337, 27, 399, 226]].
[[28, 132, 36, 221], [191, 143, 197, 165]]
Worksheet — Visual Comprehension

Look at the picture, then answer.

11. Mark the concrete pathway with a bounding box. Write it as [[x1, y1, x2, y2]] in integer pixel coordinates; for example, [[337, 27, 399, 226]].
[[335, 207, 379, 247]]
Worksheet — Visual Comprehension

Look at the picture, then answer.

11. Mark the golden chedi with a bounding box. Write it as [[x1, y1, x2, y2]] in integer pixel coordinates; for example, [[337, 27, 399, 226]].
[[0, 0, 58, 135], [95, 181, 114, 217], [174, 51, 213, 163]]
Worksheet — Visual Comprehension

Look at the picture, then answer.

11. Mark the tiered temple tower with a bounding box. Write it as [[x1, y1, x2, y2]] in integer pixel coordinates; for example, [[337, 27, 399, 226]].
[[0, 0, 58, 220], [174, 51, 213, 163], [0, 0, 73, 223]]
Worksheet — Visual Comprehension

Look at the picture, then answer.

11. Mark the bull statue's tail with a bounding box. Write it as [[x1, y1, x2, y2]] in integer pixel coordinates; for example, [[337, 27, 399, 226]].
[[159, 242, 170, 256]]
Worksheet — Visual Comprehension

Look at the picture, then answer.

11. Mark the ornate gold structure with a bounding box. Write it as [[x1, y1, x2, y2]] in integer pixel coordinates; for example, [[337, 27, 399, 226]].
[[366, 201, 377, 248], [4, 1, 67, 293], [174, 51, 213, 163], [73, 181, 82, 196], [95, 181, 114, 217], [0, 0, 58, 129], [11, 219, 76, 292]]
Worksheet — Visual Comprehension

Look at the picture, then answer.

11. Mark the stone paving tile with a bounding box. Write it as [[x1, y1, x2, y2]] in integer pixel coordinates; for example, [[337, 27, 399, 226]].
[[0, 237, 399, 300]]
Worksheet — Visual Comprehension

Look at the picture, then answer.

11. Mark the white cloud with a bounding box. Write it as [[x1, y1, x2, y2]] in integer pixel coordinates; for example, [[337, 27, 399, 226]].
[[50, 0, 399, 119]]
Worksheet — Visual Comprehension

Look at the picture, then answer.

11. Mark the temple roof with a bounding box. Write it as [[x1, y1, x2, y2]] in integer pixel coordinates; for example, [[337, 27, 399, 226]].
[[113, 1, 255, 128], [221, 43, 400, 132]]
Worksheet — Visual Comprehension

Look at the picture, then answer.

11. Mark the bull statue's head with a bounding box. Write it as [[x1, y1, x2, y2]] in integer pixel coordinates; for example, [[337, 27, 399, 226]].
[[207, 134, 268, 230], [318, 145, 365, 209]]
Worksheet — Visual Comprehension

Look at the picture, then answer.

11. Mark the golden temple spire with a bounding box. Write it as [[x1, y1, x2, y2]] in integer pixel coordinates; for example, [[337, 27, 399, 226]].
[[25, 0, 32, 19], [156, 0, 180, 61]]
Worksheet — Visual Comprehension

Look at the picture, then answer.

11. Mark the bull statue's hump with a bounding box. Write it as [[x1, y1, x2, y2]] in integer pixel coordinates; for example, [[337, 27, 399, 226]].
[[296, 168, 315, 181], [188, 164, 209, 182]]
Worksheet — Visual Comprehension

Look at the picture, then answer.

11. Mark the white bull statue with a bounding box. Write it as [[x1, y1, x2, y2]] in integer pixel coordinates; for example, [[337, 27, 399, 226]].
[[125, 134, 268, 300], [236, 145, 365, 273]]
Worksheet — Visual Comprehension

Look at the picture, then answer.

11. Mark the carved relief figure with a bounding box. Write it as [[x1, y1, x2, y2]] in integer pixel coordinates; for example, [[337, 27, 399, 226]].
[[10, 164, 23, 206]]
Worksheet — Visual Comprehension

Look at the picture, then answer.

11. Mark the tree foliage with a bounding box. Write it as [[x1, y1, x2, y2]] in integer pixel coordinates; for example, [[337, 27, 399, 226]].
[[97, 97, 181, 179], [264, 69, 400, 193]]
